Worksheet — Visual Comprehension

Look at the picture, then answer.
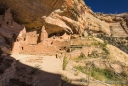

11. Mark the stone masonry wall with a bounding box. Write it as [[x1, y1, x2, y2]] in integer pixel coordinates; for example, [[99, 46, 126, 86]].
[[0, 56, 16, 86]]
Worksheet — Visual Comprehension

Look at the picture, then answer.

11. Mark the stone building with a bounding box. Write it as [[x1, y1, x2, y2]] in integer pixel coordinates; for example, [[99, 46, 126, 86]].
[[12, 26, 71, 55], [26, 31, 39, 45], [0, 8, 25, 50], [0, 9, 71, 55], [40, 26, 48, 42], [0, 56, 16, 86], [0, 9, 24, 38]]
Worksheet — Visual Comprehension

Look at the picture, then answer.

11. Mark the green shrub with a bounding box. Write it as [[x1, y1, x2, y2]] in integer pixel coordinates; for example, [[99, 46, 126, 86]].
[[30, 64, 41, 74], [88, 50, 98, 58], [74, 65, 126, 84], [102, 47, 110, 55], [91, 41, 108, 48], [63, 56, 68, 70], [91, 42, 101, 46], [74, 66, 86, 74]]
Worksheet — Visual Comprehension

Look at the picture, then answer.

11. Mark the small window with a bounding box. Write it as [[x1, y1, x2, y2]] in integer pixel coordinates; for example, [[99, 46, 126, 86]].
[[51, 42, 53, 45], [24, 38, 26, 41], [6, 21, 9, 25], [21, 47, 23, 50]]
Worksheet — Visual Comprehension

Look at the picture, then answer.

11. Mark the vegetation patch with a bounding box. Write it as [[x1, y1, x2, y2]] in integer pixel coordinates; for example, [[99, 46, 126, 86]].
[[74, 65, 127, 85], [91, 41, 108, 48], [102, 47, 110, 55], [74, 52, 86, 60], [88, 50, 99, 58], [63, 56, 68, 70]]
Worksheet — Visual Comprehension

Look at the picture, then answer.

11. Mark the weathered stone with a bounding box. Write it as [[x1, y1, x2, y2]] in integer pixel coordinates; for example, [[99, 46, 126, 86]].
[[0, 0, 128, 37], [40, 26, 48, 42], [0, 56, 16, 86], [0, 9, 24, 39]]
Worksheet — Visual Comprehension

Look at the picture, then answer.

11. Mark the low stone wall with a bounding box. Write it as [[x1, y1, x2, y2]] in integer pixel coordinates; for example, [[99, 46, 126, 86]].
[[0, 56, 16, 86]]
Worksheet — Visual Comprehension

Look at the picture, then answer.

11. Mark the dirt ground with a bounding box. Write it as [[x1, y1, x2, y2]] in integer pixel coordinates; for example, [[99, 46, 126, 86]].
[[11, 54, 63, 86]]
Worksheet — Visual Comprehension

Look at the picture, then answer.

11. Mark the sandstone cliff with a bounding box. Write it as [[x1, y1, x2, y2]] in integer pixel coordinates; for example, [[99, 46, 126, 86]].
[[0, 0, 128, 37], [0, 0, 128, 86], [0, 0, 128, 54], [0, 0, 87, 35]]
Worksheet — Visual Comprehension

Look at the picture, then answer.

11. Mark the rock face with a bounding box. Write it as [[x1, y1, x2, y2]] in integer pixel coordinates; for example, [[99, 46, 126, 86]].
[[0, 9, 24, 38], [0, 56, 16, 86], [0, 0, 128, 37], [0, 0, 127, 55], [0, 0, 77, 35], [0, 1, 128, 86]]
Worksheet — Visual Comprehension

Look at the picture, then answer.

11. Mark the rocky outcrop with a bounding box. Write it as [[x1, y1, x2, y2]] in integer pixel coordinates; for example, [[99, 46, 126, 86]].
[[0, 0, 128, 54], [0, 1, 128, 86], [0, 0, 81, 35], [0, 0, 128, 37], [96, 13, 128, 36]]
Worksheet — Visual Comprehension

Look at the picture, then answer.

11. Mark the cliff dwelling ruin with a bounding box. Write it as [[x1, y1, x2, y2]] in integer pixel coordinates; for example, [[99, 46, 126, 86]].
[[0, 9, 71, 56], [0, 0, 128, 85]]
